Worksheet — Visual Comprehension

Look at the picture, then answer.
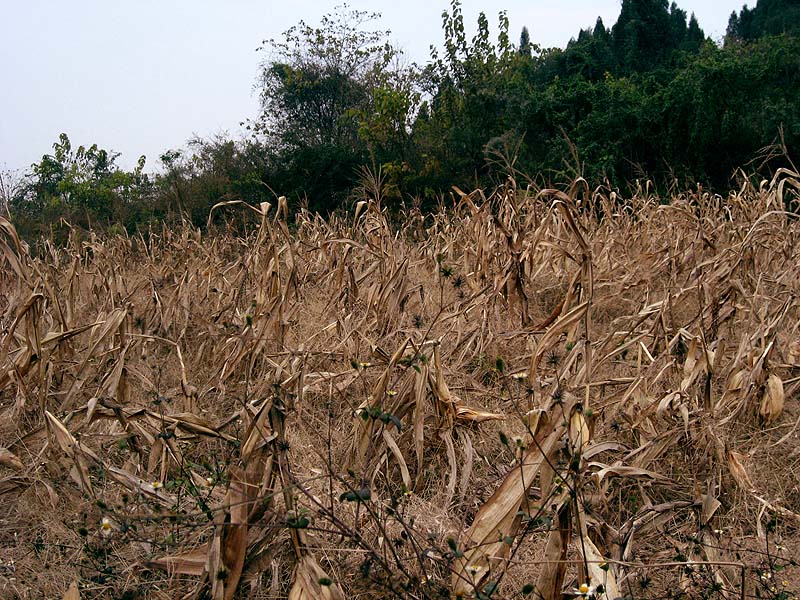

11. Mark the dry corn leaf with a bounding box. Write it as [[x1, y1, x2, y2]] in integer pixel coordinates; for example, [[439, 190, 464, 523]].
[[146, 545, 208, 576], [208, 467, 249, 600], [680, 335, 713, 392], [350, 337, 410, 469], [382, 429, 412, 491], [241, 400, 277, 461], [759, 373, 784, 424], [452, 422, 564, 596], [568, 409, 590, 454], [528, 301, 589, 379], [455, 405, 504, 423], [0, 447, 23, 471], [581, 534, 621, 600], [413, 362, 428, 490], [591, 463, 670, 486], [0, 215, 29, 282], [289, 555, 345, 600], [62, 581, 80, 600], [44, 411, 95, 495], [105, 466, 177, 507], [534, 505, 571, 600], [727, 450, 753, 490]]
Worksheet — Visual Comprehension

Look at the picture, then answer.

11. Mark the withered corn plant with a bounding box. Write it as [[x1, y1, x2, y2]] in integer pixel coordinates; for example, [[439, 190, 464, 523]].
[[1, 171, 800, 600]]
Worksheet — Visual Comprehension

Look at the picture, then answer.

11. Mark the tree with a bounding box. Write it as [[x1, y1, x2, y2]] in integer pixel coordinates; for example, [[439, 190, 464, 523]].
[[12, 133, 151, 240], [254, 5, 417, 210], [0, 168, 24, 218], [726, 0, 800, 44], [413, 0, 521, 188], [611, 0, 703, 72], [519, 26, 532, 57]]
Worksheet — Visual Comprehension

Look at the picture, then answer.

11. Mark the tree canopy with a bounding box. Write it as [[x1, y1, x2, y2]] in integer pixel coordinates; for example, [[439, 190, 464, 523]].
[[8, 0, 800, 241]]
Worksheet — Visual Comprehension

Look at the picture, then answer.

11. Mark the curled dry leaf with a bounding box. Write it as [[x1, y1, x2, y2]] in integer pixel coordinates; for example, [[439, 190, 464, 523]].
[[455, 405, 504, 423], [451, 422, 564, 596], [581, 534, 621, 600], [680, 335, 713, 392], [759, 373, 784, 424], [62, 581, 80, 600], [568, 409, 590, 454], [289, 555, 344, 600], [727, 450, 754, 490], [788, 340, 800, 366], [0, 447, 23, 471], [590, 463, 671, 486]]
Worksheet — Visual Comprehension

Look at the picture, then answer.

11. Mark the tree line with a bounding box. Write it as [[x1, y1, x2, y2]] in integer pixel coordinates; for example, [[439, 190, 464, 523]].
[[6, 0, 799, 241]]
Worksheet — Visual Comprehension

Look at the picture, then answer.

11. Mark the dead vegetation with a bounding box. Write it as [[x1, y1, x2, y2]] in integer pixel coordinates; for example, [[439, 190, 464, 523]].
[[1, 174, 800, 600]]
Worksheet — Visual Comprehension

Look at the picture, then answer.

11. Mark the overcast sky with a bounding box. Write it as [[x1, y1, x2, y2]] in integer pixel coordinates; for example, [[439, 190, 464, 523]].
[[1, 0, 745, 172]]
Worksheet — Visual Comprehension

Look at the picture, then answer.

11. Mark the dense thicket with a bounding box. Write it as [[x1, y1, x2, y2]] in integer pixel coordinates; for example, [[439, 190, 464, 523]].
[[6, 0, 799, 241]]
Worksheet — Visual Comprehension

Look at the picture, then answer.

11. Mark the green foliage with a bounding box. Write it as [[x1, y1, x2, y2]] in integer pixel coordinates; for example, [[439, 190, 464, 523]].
[[253, 4, 418, 209], [726, 0, 800, 44], [11, 133, 154, 242], [10, 0, 800, 241], [611, 0, 705, 73]]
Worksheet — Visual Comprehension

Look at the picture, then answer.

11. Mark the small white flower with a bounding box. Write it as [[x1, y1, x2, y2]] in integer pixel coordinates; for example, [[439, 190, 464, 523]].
[[206, 477, 215, 486], [511, 372, 528, 381], [100, 517, 113, 536], [573, 583, 595, 597]]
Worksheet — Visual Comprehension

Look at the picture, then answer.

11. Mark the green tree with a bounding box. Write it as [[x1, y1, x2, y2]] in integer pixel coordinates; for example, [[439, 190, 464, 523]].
[[254, 5, 417, 210], [413, 0, 522, 189], [11, 133, 152, 241], [611, 0, 704, 72], [726, 0, 800, 44], [661, 34, 800, 185], [519, 26, 533, 57]]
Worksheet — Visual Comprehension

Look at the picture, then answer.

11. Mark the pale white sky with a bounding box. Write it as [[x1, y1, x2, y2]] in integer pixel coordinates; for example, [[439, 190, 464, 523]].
[[1, 0, 744, 172]]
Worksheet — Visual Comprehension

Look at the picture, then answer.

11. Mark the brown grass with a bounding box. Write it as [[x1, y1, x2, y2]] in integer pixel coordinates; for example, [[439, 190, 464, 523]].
[[1, 175, 800, 600]]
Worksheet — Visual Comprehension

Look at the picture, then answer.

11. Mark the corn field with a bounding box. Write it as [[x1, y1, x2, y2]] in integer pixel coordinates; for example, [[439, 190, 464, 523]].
[[1, 174, 800, 600]]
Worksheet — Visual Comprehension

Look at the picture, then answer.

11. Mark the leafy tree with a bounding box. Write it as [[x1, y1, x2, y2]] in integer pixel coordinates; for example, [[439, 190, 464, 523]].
[[726, 0, 800, 44], [413, 1, 521, 189], [0, 168, 24, 218], [661, 34, 800, 184], [11, 134, 152, 241], [254, 5, 417, 210]]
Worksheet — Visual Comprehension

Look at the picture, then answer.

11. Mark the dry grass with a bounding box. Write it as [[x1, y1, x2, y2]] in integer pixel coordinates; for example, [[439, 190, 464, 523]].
[[1, 174, 800, 600]]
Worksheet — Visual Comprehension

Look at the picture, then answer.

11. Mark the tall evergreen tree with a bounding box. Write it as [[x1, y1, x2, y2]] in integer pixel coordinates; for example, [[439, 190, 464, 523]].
[[726, 0, 800, 44], [519, 26, 532, 57]]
